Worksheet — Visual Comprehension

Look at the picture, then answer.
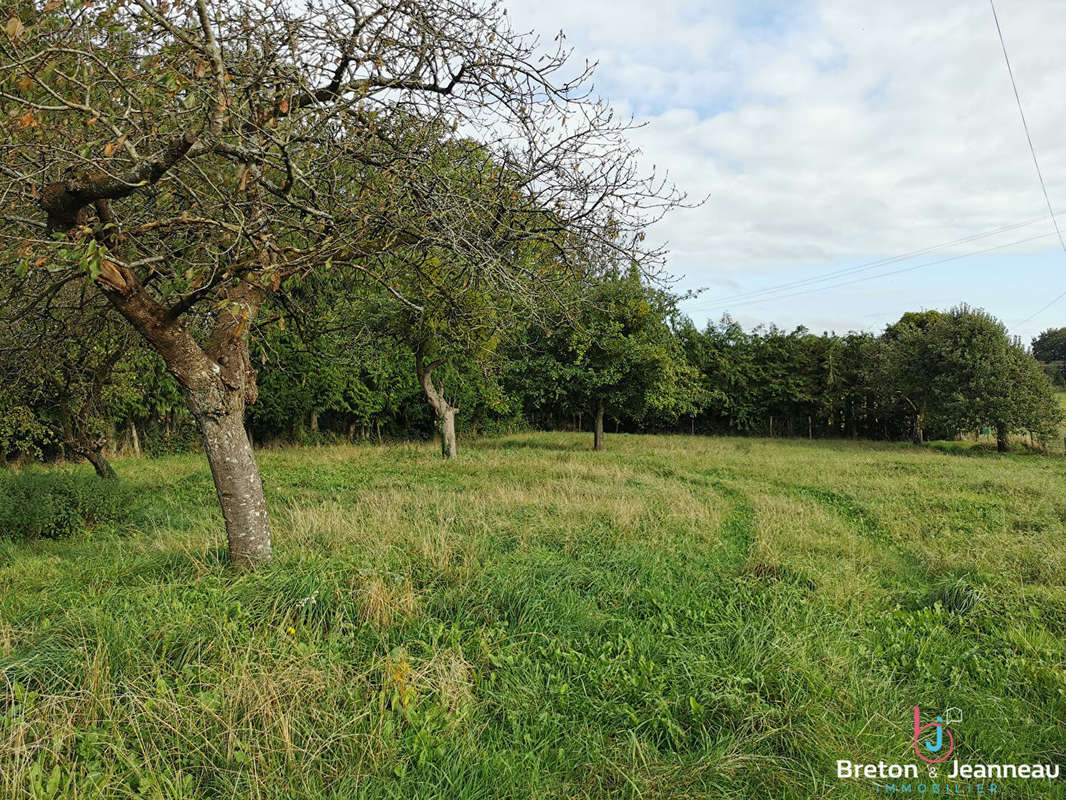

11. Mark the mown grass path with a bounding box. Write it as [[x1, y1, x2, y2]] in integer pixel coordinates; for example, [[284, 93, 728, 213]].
[[1, 434, 1064, 799]]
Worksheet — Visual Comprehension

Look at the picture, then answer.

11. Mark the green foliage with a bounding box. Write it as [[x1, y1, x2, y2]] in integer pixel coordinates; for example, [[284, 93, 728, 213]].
[[681, 317, 898, 438], [1, 260, 1060, 460], [1039, 360, 1066, 388], [574, 269, 704, 424], [1031, 327, 1066, 363], [504, 269, 704, 433], [0, 469, 135, 541], [0, 396, 53, 462], [882, 305, 1063, 445], [1032, 328, 1066, 388], [675, 306, 1061, 446]]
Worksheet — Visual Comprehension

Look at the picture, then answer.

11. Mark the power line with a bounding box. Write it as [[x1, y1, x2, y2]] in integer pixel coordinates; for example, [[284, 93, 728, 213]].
[[690, 212, 1057, 313], [686, 2, 1064, 326], [695, 230, 1055, 315], [990, 0, 1066, 326], [990, 0, 1065, 253], [1017, 288, 1066, 325]]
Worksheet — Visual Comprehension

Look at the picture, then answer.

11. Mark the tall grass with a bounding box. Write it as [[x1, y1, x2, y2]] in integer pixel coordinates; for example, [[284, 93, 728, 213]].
[[1, 434, 1063, 798]]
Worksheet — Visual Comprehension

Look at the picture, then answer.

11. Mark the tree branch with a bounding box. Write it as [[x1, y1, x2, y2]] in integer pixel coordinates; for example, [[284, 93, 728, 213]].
[[39, 131, 198, 232]]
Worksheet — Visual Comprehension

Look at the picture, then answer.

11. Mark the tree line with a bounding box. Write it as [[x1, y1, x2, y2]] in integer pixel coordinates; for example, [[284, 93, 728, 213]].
[[4, 267, 1060, 467]]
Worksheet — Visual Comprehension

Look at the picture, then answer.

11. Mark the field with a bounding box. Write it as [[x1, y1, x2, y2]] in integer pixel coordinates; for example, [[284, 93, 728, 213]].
[[1, 433, 1065, 799]]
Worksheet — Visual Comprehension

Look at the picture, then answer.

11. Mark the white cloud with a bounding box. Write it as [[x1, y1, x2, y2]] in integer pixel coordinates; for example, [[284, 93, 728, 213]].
[[505, 0, 1066, 337]]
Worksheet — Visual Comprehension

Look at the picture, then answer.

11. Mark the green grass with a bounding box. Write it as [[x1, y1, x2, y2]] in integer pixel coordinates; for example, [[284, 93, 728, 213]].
[[1, 433, 1064, 799]]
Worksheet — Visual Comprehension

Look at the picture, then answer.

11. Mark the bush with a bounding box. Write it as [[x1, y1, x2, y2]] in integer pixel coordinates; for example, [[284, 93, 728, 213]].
[[0, 469, 135, 541], [1039, 360, 1066, 388]]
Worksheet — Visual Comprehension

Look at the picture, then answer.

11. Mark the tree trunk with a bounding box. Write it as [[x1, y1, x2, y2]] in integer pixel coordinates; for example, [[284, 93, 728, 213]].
[[128, 419, 142, 457], [310, 410, 319, 434], [192, 385, 271, 567], [106, 279, 272, 567], [593, 401, 605, 451], [415, 347, 458, 459], [39, 155, 271, 567], [996, 421, 1009, 453], [60, 405, 116, 479], [441, 406, 457, 459], [84, 447, 117, 479], [376, 420, 383, 444], [911, 411, 925, 445]]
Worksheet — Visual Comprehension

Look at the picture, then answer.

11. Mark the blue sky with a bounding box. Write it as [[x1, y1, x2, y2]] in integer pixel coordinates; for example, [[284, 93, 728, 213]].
[[505, 0, 1066, 345]]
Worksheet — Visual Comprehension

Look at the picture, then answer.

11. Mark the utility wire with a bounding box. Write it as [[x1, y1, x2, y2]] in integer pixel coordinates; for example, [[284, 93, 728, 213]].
[[690, 212, 1056, 312], [990, 0, 1065, 253], [697, 3, 1066, 323], [698, 231, 1055, 314], [1016, 288, 1066, 325], [989, 0, 1066, 324], [687, 2, 1063, 324]]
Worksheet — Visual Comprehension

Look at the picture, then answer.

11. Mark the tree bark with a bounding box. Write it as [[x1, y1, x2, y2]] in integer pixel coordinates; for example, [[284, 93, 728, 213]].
[[84, 446, 117, 479], [60, 405, 116, 479], [996, 421, 1009, 453], [194, 385, 271, 566], [911, 411, 925, 445], [128, 419, 142, 457], [441, 406, 457, 459], [593, 401, 605, 451], [103, 275, 272, 566], [37, 146, 271, 567], [415, 346, 458, 459]]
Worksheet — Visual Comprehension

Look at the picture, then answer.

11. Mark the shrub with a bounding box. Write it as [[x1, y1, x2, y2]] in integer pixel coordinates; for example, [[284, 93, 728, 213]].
[[0, 470, 135, 541]]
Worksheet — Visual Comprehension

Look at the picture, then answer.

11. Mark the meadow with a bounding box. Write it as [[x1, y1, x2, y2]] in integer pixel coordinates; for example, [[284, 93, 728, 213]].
[[1, 433, 1064, 799]]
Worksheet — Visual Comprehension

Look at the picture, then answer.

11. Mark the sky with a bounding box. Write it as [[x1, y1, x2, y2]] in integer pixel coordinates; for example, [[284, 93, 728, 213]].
[[503, 0, 1066, 344]]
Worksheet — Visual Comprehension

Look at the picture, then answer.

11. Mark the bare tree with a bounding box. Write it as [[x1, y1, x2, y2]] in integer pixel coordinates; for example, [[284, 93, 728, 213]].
[[0, 0, 680, 565]]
